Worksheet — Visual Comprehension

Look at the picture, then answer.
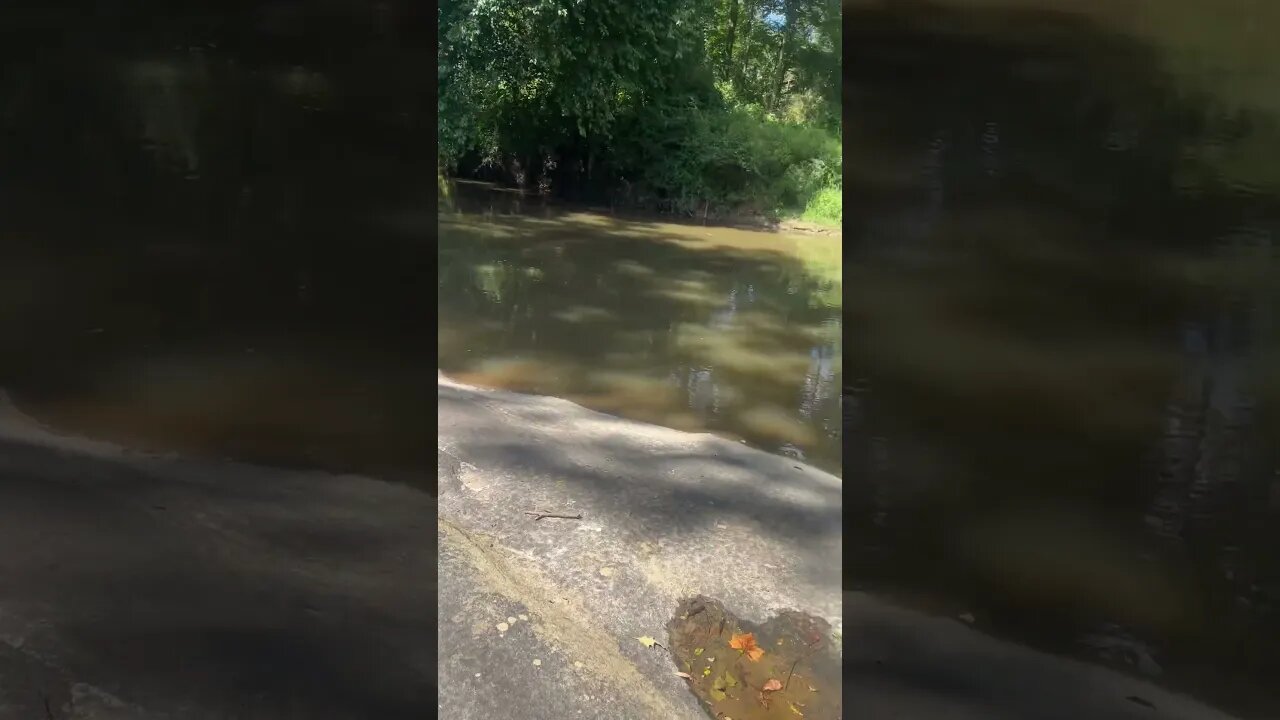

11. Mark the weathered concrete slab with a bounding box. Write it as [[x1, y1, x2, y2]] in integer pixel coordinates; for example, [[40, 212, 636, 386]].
[[0, 392, 432, 719], [439, 376, 1248, 720], [438, 525, 654, 719], [844, 592, 1243, 720], [437, 375, 843, 720]]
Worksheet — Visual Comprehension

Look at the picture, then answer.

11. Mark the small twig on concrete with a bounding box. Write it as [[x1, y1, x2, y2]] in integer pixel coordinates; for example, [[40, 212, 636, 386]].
[[523, 510, 584, 521], [784, 657, 801, 691]]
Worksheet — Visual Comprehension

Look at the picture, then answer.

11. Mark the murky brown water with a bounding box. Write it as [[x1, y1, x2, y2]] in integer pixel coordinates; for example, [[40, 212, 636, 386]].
[[667, 596, 842, 720], [0, 40, 429, 485], [0, 230, 429, 484], [437, 183, 842, 475], [846, 2, 1280, 716]]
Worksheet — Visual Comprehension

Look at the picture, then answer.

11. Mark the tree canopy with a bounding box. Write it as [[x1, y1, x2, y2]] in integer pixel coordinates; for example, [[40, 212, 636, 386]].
[[438, 0, 842, 224]]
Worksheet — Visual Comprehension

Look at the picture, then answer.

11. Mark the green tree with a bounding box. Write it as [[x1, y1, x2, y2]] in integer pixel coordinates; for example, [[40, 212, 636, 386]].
[[439, 0, 713, 169], [438, 0, 841, 223]]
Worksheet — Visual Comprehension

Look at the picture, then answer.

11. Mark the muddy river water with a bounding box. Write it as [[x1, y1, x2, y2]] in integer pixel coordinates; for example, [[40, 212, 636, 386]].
[[438, 184, 843, 475], [844, 2, 1280, 717]]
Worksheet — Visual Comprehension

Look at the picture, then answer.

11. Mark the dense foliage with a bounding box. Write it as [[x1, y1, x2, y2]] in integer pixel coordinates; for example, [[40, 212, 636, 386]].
[[438, 0, 841, 224]]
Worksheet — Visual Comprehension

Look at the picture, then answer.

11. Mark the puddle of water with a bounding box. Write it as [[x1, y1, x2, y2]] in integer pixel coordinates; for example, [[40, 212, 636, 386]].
[[666, 596, 841, 720]]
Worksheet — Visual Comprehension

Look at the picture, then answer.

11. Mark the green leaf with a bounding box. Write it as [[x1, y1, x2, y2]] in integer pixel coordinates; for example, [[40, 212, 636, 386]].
[[709, 669, 738, 701]]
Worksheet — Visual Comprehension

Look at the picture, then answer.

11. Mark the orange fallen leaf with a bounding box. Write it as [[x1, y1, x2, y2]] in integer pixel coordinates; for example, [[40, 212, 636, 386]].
[[762, 678, 783, 692], [729, 632, 765, 661]]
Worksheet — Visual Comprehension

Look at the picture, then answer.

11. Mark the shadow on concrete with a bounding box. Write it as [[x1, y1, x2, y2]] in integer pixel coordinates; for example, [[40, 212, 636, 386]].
[[0, 435, 433, 719], [437, 380, 840, 597]]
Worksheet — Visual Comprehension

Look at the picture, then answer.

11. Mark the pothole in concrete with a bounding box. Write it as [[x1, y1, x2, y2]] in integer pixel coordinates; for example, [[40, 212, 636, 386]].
[[666, 596, 841, 719]]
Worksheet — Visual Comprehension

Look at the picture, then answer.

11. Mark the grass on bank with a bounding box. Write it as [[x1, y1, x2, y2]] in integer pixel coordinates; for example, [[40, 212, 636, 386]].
[[797, 186, 842, 227]]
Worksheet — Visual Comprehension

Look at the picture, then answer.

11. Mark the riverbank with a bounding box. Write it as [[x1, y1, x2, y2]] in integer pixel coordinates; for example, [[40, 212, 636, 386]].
[[776, 217, 842, 237], [441, 179, 843, 239]]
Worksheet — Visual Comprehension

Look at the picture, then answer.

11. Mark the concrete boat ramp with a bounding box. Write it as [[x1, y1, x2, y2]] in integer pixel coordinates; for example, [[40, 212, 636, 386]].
[[437, 375, 843, 720], [0, 375, 1248, 719]]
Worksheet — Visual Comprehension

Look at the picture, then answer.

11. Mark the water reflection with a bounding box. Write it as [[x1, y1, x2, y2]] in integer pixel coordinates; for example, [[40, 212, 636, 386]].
[[0, 23, 429, 485], [438, 187, 843, 475], [846, 2, 1280, 715]]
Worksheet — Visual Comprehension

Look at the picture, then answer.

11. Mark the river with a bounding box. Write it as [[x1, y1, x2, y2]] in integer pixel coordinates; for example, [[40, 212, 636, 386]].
[[845, 2, 1280, 717], [438, 182, 843, 476], [0, 22, 430, 486]]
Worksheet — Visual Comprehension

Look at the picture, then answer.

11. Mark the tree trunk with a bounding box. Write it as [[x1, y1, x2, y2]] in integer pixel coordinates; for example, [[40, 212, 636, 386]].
[[770, 0, 797, 114], [770, 41, 787, 113], [725, 0, 739, 74]]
